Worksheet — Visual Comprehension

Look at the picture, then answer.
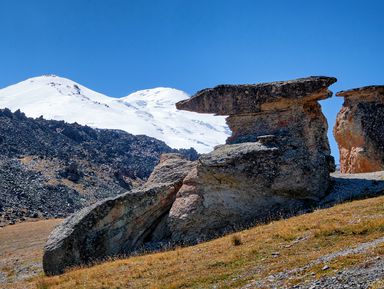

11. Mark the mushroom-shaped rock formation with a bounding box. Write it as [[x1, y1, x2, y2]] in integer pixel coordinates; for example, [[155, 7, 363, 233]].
[[43, 77, 337, 276], [170, 76, 337, 242], [176, 76, 336, 115], [176, 76, 336, 170], [176, 76, 336, 146], [43, 154, 195, 276], [334, 85, 384, 173]]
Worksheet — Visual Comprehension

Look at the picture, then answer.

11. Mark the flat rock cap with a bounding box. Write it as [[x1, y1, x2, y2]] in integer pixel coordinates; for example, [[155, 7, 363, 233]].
[[176, 76, 337, 115], [336, 85, 384, 100]]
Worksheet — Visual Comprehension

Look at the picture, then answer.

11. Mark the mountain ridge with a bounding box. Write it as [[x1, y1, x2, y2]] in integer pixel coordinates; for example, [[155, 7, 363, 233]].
[[0, 75, 230, 153]]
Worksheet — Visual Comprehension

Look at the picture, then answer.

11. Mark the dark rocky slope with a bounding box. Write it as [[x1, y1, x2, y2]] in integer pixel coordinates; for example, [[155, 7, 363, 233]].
[[0, 108, 197, 226]]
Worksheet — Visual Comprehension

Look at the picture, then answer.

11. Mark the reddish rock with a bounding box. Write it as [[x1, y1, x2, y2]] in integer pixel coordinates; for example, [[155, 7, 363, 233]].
[[334, 85, 384, 173]]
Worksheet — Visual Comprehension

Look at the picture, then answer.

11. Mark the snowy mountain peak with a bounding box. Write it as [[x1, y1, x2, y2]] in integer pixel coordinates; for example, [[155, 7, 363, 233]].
[[37, 74, 58, 79], [23, 74, 78, 87], [121, 87, 189, 108], [13, 75, 110, 102], [0, 76, 230, 153]]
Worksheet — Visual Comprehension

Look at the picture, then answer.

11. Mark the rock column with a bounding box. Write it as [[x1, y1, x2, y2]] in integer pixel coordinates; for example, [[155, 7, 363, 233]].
[[334, 86, 384, 173], [171, 76, 336, 243]]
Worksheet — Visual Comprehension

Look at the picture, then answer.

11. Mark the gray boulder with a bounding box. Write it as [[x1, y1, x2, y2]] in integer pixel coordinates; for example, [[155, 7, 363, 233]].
[[43, 154, 195, 276], [168, 138, 327, 243]]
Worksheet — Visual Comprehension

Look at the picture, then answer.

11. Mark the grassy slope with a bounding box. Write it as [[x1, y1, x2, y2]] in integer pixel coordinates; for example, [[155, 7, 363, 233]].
[[7, 196, 384, 289], [0, 219, 62, 286]]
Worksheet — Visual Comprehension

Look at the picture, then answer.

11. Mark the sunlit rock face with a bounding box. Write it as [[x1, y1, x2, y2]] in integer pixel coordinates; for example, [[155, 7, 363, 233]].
[[171, 76, 336, 243], [334, 86, 384, 173]]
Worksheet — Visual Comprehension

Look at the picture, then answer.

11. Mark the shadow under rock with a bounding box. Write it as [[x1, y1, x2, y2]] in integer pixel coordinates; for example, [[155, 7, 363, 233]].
[[320, 171, 384, 207]]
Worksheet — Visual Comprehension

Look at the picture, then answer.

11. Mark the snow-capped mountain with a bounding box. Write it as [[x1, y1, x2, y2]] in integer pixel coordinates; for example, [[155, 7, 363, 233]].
[[0, 75, 230, 153]]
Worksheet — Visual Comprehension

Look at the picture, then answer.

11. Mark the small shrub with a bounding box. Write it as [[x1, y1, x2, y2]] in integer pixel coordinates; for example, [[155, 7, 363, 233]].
[[231, 235, 242, 246]]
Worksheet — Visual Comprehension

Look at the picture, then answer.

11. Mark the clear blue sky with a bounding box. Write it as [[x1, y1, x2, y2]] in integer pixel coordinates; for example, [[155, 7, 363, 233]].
[[1, 0, 383, 162]]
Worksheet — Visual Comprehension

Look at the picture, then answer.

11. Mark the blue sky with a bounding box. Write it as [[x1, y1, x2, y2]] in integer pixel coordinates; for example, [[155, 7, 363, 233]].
[[1, 0, 383, 161]]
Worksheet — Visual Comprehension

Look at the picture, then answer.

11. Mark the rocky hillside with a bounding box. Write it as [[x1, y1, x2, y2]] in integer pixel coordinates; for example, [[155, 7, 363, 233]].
[[0, 108, 197, 226]]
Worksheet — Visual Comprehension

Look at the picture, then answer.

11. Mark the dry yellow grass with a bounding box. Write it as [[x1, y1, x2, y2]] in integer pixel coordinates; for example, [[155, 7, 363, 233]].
[[23, 195, 384, 289], [0, 219, 62, 288], [0, 196, 384, 289], [371, 279, 384, 289]]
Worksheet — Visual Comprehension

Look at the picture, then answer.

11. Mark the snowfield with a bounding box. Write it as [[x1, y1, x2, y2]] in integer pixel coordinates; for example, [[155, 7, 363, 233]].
[[0, 75, 230, 153]]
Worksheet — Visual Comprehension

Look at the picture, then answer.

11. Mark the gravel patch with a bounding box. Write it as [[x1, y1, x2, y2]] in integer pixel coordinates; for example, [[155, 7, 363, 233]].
[[291, 256, 383, 289], [242, 236, 384, 289]]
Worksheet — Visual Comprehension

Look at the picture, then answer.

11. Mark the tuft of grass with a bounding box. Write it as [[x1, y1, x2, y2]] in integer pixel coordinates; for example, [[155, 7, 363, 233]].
[[313, 218, 384, 238], [371, 279, 384, 289], [36, 278, 50, 289], [2, 265, 15, 278], [231, 235, 242, 246]]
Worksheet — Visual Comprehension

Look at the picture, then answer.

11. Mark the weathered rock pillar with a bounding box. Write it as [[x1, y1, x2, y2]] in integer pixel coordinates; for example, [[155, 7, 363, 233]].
[[334, 86, 384, 173], [171, 76, 336, 243]]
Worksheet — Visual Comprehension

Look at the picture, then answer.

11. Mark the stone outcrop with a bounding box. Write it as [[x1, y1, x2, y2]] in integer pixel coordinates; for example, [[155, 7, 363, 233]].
[[176, 76, 336, 115], [170, 76, 336, 242], [168, 140, 322, 243], [43, 154, 195, 276], [43, 76, 337, 275], [176, 77, 335, 169], [334, 86, 384, 173]]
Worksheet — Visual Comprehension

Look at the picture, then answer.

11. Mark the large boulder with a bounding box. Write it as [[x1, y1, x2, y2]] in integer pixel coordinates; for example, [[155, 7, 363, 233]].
[[334, 86, 384, 173], [171, 76, 336, 242], [43, 154, 195, 276], [169, 138, 329, 243]]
